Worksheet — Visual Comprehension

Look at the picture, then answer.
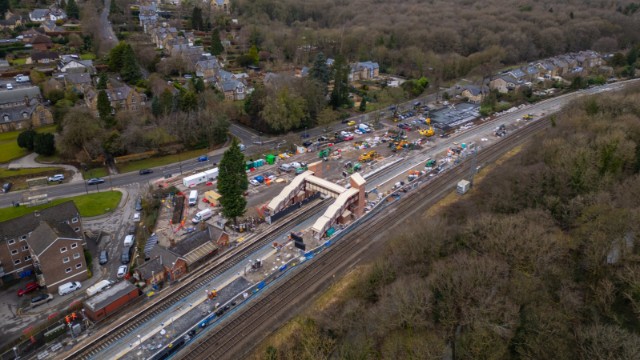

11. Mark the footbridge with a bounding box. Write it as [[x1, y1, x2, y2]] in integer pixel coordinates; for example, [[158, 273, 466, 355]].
[[266, 170, 366, 239]]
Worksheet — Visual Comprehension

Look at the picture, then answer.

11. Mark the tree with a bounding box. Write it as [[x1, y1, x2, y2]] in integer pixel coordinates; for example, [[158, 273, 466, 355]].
[[330, 55, 350, 109], [310, 52, 330, 85], [261, 87, 306, 132], [97, 90, 113, 125], [317, 108, 338, 131], [210, 28, 224, 56], [191, 6, 204, 31], [97, 73, 108, 90], [121, 45, 142, 83], [17, 129, 36, 151], [217, 139, 248, 225], [179, 91, 198, 112], [193, 78, 205, 93], [57, 108, 103, 160], [0, 0, 10, 18], [248, 45, 259, 66], [66, 0, 80, 20], [60, 0, 66, 10], [33, 133, 55, 156], [359, 97, 367, 112]]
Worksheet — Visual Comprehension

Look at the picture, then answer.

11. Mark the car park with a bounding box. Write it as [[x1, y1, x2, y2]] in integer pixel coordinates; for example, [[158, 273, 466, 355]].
[[99, 250, 109, 265], [2, 182, 11, 193], [117, 265, 128, 278], [139, 169, 153, 175], [87, 178, 105, 185], [17, 282, 40, 296], [30, 293, 53, 308], [48, 174, 64, 182]]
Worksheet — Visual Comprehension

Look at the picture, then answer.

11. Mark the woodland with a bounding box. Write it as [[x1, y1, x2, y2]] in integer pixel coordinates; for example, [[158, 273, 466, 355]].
[[255, 84, 640, 359]]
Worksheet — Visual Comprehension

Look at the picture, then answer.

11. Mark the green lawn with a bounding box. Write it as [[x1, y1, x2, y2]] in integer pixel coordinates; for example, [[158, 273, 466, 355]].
[[0, 191, 122, 221], [10, 58, 26, 65], [0, 125, 58, 163], [80, 53, 96, 60], [83, 167, 109, 179], [0, 167, 61, 178], [117, 149, 210, 173]]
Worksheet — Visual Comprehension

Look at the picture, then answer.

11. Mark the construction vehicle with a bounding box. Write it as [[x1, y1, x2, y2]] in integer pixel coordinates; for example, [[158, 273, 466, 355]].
[[359, 150, 378, 163], [425, 159, 436, 168], [318, 148, 330, 159], [523, 114, 534, 120]]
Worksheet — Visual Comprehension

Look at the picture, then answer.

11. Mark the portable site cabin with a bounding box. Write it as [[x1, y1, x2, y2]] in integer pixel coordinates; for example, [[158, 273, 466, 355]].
[[457, 180, 471, 194], [182, 167, 219, 187], [204, 190, 221, 205]]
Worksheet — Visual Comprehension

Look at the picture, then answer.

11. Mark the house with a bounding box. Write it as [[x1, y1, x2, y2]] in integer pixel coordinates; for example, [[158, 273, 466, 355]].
[[0, 202, 83, 285], [506, 69, 527, 83], [27, 221, 88, 294], [460, 86, 484, 104], [535, 60, 559, 77], [0, 99, 54, 132], [26, 51, 59, 65], [0, 86, 42, 109], [41, 20, 63, 33], [576, 50, 603, 68], [195, 58, 220, 79], [20, 29, 42, 42], [489, 74, 518, 93], [0, 12, 23, 30], [29, 34, 53, 51], [218, 78, 246, 101], [550, 57, 569, 76], [59, 55, 95, 74], [295, 66, 309, 78], [29, 7, 67, 22], [86, 85, 147, 114], [64, 72, 93, 93], [168, 225, 225, 270], [211, 0, 230, 12], [349, 61, 380, 81]]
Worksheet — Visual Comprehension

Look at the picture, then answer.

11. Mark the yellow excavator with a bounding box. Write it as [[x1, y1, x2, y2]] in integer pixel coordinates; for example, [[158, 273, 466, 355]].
[[359, 150, 378, 163], [419, 118, 435, 137]]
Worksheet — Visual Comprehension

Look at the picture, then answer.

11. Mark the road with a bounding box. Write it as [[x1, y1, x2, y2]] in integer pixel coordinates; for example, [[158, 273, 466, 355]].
[[0, 81, 634, 209]]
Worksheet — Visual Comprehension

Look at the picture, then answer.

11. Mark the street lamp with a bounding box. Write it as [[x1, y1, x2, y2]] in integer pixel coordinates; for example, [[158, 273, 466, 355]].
[[13, 347, 18, 359]]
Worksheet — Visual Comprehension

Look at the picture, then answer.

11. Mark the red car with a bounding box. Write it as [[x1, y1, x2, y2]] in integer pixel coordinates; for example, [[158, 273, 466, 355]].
[[17, 282, 40, 297], [342, 135, 354, 141]]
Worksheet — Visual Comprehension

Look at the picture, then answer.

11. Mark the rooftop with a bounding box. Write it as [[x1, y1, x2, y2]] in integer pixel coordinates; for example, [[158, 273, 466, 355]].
[[28, 221, 80, 256], [0, 201, 80, 240], [83, 281, 138, 311]]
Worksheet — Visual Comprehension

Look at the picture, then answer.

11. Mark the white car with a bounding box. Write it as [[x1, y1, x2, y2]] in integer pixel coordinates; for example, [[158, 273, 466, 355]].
[[249, 179, 260, 186], [6, 83, 13, 90], [117, 265, 128, 278], [354, 129, 363, 135], [48, 174, 65, 182], [133, 212, 141, 222]]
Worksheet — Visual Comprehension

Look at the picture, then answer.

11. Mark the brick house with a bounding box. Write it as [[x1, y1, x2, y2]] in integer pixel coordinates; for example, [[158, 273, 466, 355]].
[[28, 221, 88, 293], [29, 34, 53, 51], [0, 202, 83, 285]]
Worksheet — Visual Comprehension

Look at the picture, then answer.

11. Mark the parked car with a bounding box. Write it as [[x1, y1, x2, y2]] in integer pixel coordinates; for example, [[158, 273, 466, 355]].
[[135, 197, 143, 211], [139, 169, 153, 175], [127, 224, 136, 235], [184, 74, 193, 79], [2, 182, 11, 193], [58, 281, 82, 296], [87, 178, 105, 185], [347, 121, 356, 126], [48, 174, 64, 182], [17, 282, 40, 297], [249, 179, 260, 186], [197, 155, 208, 162], [99, 250, 109, 265], [302, 140, 313, 147], [133, 212, 141, 222], [117, 265, 128, 278], [30, 293, 53, 308], [6, 83, 12, 90]]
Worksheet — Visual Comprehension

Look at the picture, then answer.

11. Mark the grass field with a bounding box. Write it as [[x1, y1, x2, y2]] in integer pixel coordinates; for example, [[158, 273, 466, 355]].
[[0, 191, 122, 221], [0, 125, 58, 163], [0, 167, 61, 178], [80, 53, 96, 60], [116, 149, 209, 173], [83, 168, 109, 179]]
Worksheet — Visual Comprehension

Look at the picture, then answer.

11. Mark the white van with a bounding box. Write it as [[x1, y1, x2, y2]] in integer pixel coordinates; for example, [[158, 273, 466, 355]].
[[58, 281, 82, 296], [123, 234, 135, 247], [188, 190, 198, 206], [192, 208, 213, 224], [86, 280, 114, 297]]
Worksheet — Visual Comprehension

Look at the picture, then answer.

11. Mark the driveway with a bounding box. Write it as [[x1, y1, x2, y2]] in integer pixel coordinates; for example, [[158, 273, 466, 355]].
[[7, 153, 83, 183]]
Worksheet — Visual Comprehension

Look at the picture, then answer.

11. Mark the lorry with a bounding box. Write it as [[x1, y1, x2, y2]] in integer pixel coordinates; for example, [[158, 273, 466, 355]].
[[358, 124, 371, 133], [86, 280, 114, 297]]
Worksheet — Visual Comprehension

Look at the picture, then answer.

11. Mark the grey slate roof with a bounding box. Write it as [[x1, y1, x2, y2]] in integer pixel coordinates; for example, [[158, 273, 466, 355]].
[[0, 201, 80, 241], [29, 9, 49, 19], [28, 221, 80, 256], [0, 100, 37, 123], [0, 86, 41, 106], [170, 228, 213, 256], [107, 86, 132, 101], [65, 72, 91, 85], [136, 256, 165, 280]]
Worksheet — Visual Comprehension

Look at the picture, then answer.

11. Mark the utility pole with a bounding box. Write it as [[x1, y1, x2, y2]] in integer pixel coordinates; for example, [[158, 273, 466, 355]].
[[469, 145, 478, 186]]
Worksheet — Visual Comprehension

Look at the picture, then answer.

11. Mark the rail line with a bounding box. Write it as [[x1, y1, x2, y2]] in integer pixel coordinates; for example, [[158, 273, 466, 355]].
[[180, 118, 550, 359], [63, 198, 330, 360]]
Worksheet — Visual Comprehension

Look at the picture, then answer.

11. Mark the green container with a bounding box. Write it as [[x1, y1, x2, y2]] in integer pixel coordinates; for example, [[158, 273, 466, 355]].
[[266, 154, 276, 165]]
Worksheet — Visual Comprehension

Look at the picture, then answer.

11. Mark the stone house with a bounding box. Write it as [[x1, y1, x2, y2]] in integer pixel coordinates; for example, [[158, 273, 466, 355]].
[[460, 86, 484, 104], [28, 221, 88, 294], [26, 51, 59, 65], [29, 7, 67, 22], [64, 72, 93, 94], [59, 55, 95, 74], [211, 0, 230, 12], [0, 202, 83, 285], [349, 61, 380, 82], [0, 12, 23, 30], [29, 34, 53, 51], [195, 58, 220, 79], [0, 100, 53, 132], [86, 85, 147, 114], [489, 74, 518, 93]]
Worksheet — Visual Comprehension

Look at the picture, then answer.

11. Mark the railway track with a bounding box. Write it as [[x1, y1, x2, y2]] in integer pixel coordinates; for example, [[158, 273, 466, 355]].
[[63, 141, 436, 360], [63, 199, 330, 360], [180, 118, 550, 359]]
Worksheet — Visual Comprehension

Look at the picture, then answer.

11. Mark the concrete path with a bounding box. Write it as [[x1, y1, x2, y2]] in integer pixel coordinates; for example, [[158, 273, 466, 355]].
[[7, 153, 84, 183]]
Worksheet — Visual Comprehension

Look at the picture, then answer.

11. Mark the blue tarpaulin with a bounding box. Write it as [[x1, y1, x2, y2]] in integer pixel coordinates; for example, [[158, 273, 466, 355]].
[[257, 281, 266, 290], [279, 264, 288, 272]]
